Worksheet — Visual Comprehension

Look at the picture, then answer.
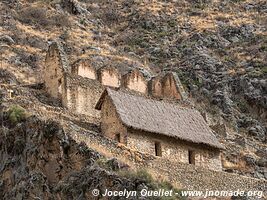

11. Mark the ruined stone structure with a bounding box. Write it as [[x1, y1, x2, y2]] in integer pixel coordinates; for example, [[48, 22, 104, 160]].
[[62, 73, 104, 118], [149, 72, 187, 100], [121, 68, 148, 94], [44, 41, 223, 171], [44, 41, 69, 100], [96, 88, 223, 171], [44, 42, 187, 118], [41, 41, 267, 195]]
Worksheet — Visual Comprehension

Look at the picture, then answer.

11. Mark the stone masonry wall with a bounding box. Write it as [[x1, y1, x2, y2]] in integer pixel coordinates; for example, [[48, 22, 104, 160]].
[[68, 58, 189, 103], [100, 95, 127, 143], [44, 42, 69, 99], [98, 67, 120, 88], [62, 73, 104, 117], [44, 42, 189, 114], [162, 73, 182, 100], [148, 72, 188, 101], [122, 69, 148, 94], [127, 129, 222, 171], [71, 60, 97, 80], [149, 77, 163, 98], [66, 125, 266, 196]]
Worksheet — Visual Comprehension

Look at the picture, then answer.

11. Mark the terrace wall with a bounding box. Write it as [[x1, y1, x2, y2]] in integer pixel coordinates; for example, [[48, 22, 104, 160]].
[[68, 126, 266, 196]]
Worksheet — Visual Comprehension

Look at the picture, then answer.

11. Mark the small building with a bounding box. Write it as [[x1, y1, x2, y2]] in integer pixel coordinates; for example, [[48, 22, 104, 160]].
[[96, 88, 224, 171]]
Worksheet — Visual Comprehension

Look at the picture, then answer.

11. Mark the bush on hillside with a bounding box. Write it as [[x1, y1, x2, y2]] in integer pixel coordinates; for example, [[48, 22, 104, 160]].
[[7, 105, 27, 125]]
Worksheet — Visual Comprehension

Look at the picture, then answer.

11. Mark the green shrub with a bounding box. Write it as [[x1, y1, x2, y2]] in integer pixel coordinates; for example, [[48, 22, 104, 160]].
[[7, 105, 27, 124], [261, 66, 267, 74], [259, 45, 267, 52], [159, 181, 187, 200], [248, 69, 263, 77], [236, 99, 249, 113], [50, 14, 71, 27], [135, 169, 154, 183]]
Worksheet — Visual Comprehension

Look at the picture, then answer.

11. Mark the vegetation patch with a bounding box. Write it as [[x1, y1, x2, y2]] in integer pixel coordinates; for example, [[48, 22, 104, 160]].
[[261, 66, 267, 74], [6, 105, 27, 125]]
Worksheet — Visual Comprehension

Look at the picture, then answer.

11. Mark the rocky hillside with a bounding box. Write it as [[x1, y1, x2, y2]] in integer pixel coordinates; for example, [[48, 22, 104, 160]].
[[0, 0, 266, 186], [0, 104, 184, 200], [88, 0, 267, 179]]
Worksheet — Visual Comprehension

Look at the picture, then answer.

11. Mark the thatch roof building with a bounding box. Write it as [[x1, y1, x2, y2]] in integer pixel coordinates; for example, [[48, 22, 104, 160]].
[[96, 88, 223, 150]]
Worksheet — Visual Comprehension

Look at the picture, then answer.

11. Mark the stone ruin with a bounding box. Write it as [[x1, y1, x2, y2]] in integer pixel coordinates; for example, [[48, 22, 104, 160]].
[[43, 41, 267, 196], [44, 41, 188, 118]]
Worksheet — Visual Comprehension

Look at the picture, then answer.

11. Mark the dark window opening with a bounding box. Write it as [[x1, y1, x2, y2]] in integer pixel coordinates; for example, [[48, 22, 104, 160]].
[[115, 133, 121, 143], [189, 150, 195, 165], [155, 142, 162, 157], [58, 79, 62, 95]]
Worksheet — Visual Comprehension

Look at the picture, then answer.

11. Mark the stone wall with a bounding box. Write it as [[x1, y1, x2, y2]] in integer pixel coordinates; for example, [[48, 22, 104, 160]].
[[71, 59, 97, 80], [62, 73, 104, 117], [97, 66, 120, 88], [44, 41, 69, 99], [127, 129, 222, 171], [100, 95, 127, 143], [67, 125, 266, 196], [162, 73, 182, 100], [150, 157, 266, 193], [44, 42, 189, 108], [148, 72, 188, 101], [72, 65, 190, 102], [70, 60, 148, 94], [122, 69, 148, 94], [148, 76, 163, 98]]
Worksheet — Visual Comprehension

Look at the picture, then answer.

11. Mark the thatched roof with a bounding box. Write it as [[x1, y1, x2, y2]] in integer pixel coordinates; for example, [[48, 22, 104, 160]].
[[96, 88, 224, 149]]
